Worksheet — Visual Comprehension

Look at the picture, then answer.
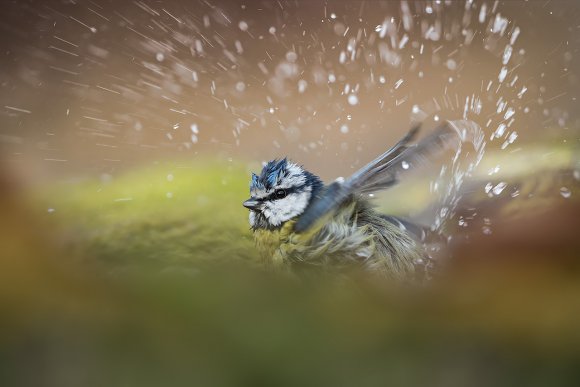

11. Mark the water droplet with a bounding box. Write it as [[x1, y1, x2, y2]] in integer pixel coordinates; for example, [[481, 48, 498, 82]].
[[502, 44, 513, 65], [560, 187, 571, 198], [286, 51, 298, 62], [493, 123, 506, 139], [238, 21, 248, 31], [478, 4, 487, 23], [492, 14, 508, 35], [340, 124, 349, 134], [446, 59, 457, 70], [498, 67, 508, 83], [401, 161, 410, 169], [492, 182, 507, 196], [235, 82, 246, 92], [167, 174, 174, 182], [347, 94, 359, 106], [510, 27, 520, 45], [504, 107, 515, 120], [488, 165, 501, 175], [298, 79, 308, 93], [484, 182, 493, 195]]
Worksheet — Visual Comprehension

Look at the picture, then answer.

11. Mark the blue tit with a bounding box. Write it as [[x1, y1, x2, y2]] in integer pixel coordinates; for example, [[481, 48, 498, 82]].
[[243, 120, 479, 279]]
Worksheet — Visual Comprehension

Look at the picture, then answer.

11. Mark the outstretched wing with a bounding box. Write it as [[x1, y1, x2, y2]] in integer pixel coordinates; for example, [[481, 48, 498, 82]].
[[293, 120, 482, 233]]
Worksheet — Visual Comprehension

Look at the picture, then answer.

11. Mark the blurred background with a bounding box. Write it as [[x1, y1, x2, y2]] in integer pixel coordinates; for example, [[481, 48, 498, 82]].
[[0, 0, 579, 386]]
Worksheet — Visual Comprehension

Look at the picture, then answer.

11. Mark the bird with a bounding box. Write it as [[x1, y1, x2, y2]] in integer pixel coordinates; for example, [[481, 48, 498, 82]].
[[243, 120, 482, 280]]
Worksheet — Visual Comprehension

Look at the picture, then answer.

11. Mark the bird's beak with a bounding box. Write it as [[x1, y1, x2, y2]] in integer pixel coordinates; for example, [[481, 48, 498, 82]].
[[243, 198, 260, 211]]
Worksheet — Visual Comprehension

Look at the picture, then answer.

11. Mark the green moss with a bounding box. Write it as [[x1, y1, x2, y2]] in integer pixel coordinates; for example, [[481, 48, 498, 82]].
[[37, 161, 258, 270]]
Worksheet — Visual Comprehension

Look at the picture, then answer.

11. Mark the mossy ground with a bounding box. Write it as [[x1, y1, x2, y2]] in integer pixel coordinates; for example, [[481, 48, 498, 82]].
[[37, 160, 259, 271]]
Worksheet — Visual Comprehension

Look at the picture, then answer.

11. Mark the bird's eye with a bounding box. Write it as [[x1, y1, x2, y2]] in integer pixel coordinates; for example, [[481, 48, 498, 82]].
[[275, 189, 286, 199]]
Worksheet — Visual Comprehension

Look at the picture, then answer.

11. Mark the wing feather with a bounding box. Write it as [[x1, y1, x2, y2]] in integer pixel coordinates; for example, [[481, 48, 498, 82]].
[[293, 120, 483, 233]]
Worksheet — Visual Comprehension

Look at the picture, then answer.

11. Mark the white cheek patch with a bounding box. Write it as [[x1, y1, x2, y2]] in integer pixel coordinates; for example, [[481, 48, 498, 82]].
[[249, 211, 256, 227], [263, 190, 311, 226]]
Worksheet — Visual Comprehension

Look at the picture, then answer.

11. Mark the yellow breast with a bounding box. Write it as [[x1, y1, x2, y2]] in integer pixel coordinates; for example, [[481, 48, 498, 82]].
[[252, 220, 304, 268]]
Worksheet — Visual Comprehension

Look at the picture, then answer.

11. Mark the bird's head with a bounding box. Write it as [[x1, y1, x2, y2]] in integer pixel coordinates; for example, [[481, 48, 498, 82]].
[[243, 158, 323, 230]]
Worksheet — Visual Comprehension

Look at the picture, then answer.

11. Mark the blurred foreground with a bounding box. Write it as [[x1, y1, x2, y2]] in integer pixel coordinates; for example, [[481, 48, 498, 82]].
[[1, 152, 580, 387]]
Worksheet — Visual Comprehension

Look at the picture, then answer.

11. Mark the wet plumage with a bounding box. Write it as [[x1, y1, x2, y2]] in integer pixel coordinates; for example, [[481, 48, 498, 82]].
[[243, 120, 482, 280]]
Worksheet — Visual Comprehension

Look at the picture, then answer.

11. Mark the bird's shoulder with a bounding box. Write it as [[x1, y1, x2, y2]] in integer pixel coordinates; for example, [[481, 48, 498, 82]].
[[281, 199, 375, 254]]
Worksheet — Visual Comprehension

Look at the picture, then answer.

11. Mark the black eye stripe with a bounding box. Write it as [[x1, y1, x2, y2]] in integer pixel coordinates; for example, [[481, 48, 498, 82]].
[[260, 185, 304, 201]]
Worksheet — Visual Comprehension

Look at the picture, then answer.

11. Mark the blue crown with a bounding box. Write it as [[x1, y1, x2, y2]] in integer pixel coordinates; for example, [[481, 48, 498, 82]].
[[250, 158, 288, 190]]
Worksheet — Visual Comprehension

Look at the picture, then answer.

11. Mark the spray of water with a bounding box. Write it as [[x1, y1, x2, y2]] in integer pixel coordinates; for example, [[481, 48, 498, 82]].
[[0, 1, 576, 254]]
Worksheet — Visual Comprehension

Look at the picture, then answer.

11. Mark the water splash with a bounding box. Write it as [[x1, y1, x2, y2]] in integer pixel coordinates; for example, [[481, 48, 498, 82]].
[[430, 120, 486, 234]]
